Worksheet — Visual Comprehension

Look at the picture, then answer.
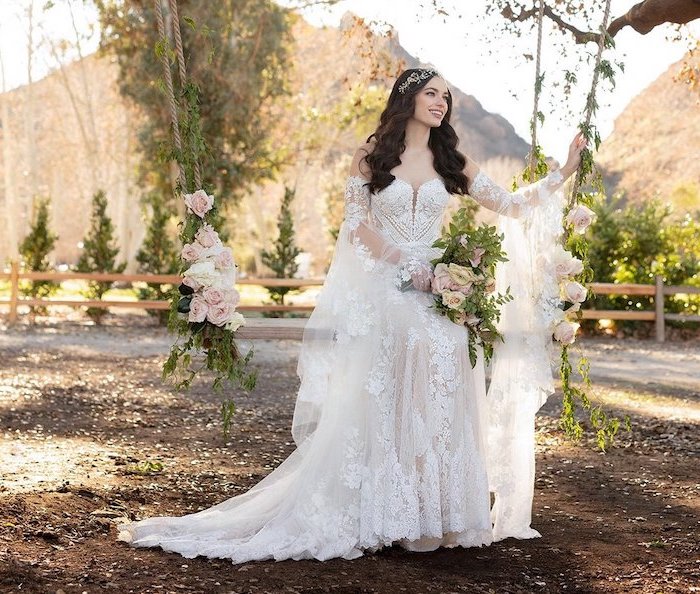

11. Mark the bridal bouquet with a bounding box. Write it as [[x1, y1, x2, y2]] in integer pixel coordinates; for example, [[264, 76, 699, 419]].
[[430, 209, 512, 367]]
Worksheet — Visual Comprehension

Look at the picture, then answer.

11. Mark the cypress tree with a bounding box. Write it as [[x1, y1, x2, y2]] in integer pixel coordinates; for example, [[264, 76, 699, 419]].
[[19, 197, 59, 315], [135, 198, 181, 325], [261, 186, 301, 314], [76, 190, 126, 323]]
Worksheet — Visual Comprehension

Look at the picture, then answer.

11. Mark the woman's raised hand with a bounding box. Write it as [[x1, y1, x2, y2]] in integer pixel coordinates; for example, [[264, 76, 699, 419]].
[[560, 132, 588, 180]]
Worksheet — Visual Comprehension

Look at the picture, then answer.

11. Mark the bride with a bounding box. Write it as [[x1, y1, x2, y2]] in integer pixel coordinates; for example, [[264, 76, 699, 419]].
[[119, 67, 586, 562]]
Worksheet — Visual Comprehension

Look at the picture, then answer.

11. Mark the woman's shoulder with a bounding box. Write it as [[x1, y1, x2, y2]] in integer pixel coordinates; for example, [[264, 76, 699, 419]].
[[349, 141, 375, 179]]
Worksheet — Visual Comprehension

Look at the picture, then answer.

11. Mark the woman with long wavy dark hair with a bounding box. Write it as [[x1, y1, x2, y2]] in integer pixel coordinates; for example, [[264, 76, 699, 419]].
[[120, 68, 586, 563]]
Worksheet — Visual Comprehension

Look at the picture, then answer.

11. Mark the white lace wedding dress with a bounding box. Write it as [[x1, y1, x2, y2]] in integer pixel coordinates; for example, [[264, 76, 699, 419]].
[[118, 169, 566, 562]]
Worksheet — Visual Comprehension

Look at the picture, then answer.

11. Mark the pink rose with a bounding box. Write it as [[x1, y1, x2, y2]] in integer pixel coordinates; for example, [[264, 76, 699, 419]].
[[469, 247, 485, 268], [182, 275, 202, 292], [484, 276, 496, 294], [562, 280, 587, 303], [431, 263, 453, 295], [453, 311, 467, 325], [184, 189, 214, 218], [207, 301, 234, 326], [188, 295, 208, 323], [565, 204, 596, 234], [195, 224, 222, 249], [202, 287, 225, 305], [181, 242, 203, 262], [442, 290, 466, 310], [202, 287, 240, 307], [553, 320, 579, 344], [228, 289, 241, 308], [214, 247, 235, 270], [452, 280, 473, 296]]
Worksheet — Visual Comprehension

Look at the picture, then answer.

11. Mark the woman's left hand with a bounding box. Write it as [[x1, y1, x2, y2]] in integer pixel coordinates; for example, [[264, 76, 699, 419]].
[[561, 132, 588, 179]]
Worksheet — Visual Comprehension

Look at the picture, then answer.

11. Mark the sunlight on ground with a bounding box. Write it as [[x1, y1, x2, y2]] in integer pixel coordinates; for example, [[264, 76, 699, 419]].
[[0, 436, 120, 495], [591, 387, 700, 422]]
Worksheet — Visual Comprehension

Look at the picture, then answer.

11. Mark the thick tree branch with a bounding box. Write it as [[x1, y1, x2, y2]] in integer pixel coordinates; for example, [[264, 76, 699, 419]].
[[608, 0, 700, 37], [501, 0, 700, 44]]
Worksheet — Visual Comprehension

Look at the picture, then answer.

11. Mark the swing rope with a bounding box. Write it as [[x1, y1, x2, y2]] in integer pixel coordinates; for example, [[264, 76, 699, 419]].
[[528, 0, 546, 180], [154, 0, 202, 191], [568, 0, 613, 209], [154, 0, 186, 190]]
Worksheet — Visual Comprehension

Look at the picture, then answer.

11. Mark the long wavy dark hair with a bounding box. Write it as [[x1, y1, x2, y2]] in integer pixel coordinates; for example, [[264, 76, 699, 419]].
[[364, 68, 470, 195]]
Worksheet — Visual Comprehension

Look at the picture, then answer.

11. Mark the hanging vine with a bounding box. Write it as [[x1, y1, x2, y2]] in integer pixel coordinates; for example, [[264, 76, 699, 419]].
[[153, 0, 256, 435]]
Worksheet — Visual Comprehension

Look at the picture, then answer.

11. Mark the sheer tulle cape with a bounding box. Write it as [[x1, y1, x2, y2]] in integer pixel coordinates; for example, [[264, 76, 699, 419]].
[[487, 186, 565, 540]]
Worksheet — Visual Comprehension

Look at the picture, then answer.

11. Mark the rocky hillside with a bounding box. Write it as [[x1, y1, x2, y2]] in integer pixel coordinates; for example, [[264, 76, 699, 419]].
[[596, 54, 700, 208], [0, 13, 530, 273]]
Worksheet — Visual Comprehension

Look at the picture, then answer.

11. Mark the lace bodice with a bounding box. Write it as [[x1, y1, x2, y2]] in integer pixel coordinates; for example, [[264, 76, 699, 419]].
[[372, 177, 450, 245]]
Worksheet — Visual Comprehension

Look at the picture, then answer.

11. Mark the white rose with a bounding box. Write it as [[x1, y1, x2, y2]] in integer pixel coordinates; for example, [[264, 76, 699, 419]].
[[447, 263, 480, 286], [225, 311, 246, 332], [553, 320, 579, 344], [200, 243, 225, 260], [442, 290, 466, 310], [183, 261, 220, 288], [552, 246, 583, 279], [565, 302, 581, 314], [562, 280, 587, 303], [565, 204, 596, 234], [568, 257, 584, 276], [213, 268, 236, 290]]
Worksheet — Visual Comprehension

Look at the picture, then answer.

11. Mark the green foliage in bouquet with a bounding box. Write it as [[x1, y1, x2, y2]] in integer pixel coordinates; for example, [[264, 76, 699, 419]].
[[431, 209, 513, 367], [19, 197, 59, 315], [76, 190, 126, 323]]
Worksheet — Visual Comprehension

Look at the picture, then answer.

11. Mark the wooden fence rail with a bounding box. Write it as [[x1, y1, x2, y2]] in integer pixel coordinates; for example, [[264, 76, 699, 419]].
[[1, 262, 699, 341]]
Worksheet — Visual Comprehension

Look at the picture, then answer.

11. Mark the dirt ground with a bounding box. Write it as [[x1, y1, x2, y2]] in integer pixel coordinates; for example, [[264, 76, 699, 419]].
[[0, 314, 698, 594]]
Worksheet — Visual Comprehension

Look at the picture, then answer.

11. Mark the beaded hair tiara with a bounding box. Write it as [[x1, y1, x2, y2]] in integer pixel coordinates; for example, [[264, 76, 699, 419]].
[[397, 68, 441, 94]]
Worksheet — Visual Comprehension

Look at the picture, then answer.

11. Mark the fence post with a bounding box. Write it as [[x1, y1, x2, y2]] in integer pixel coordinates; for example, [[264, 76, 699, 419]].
[[655, 275, 665, 343], [8, 260, 19, 324]]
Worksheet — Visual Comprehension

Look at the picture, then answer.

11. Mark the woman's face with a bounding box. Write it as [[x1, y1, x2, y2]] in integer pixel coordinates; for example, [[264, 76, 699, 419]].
[[412, 76, 449, 128]]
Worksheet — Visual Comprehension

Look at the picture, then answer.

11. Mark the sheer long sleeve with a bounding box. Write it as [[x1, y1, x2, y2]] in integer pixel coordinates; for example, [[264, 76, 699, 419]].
[[343, 176, 432, 290], [468, 169, 564, 218], [343, 176, 403, 266]]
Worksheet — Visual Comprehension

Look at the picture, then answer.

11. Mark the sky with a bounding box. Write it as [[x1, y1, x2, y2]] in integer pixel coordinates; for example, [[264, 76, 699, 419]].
[[0, 0, 697, 161]]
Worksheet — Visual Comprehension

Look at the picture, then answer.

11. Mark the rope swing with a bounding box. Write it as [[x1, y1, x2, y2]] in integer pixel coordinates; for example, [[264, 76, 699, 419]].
[[153, 0, 202, 192], [528, 0, 546, 180], [568, 0, 613, 209]]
